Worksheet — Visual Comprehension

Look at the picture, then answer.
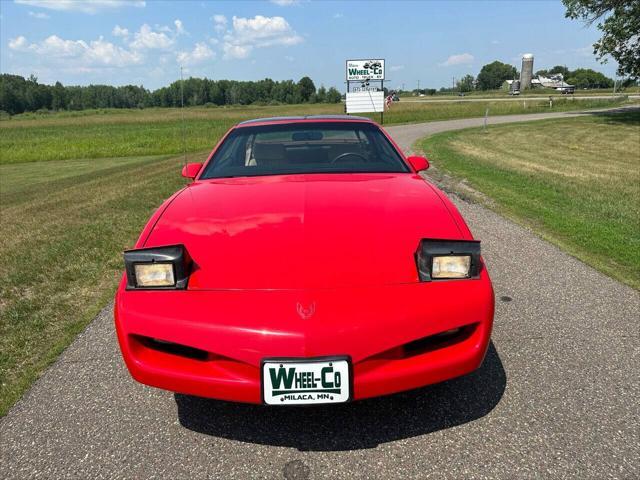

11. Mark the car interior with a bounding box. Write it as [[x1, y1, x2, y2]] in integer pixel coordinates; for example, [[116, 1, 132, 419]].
[[201, 123, 408, 178]]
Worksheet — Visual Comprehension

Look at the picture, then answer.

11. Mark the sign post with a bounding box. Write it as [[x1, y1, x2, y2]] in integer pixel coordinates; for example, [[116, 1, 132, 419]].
[[345, 59, 385, 124]]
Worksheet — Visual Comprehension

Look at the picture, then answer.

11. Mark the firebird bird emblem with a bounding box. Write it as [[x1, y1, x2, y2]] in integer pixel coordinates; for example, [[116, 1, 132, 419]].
[[296, 302, 316, 320]]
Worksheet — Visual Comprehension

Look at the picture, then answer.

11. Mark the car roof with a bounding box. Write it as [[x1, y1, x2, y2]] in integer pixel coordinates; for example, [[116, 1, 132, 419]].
[[236, 115, 375, 128]]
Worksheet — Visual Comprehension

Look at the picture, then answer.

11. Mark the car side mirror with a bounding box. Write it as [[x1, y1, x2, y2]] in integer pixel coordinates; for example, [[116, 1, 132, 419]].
[[181, 162, 203, 179], [407, 156, 429, 172]]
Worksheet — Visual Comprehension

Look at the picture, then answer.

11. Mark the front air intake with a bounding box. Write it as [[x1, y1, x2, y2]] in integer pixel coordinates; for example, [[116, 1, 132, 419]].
[[136, 336, 209, 361]]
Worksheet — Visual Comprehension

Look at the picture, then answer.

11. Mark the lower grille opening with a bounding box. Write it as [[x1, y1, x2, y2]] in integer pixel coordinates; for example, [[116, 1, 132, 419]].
[[137, 336, 209, 361], [403, 325, 474, 357], [373, 324, 477, 360]]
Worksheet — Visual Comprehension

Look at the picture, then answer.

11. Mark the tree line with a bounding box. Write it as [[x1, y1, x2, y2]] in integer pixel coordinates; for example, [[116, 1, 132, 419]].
[[469, 62, 619, 91], [0, 74, 342, 115], [407, 62, 633, 96]]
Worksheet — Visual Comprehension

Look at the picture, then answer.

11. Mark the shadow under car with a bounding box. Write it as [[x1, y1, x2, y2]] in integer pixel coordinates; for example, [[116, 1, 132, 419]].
[[175, 342, 506, 451]]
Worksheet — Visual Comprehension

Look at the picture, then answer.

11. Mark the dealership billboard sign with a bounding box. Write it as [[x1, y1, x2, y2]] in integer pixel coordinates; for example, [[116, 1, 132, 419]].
[[346, 91, 384, 114], [346, 59, 385, 81], [345, 58, 386, 120]]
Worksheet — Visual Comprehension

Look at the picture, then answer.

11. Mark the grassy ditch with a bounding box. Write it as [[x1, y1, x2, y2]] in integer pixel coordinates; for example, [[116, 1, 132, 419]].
[[420, 110, 640, 289]]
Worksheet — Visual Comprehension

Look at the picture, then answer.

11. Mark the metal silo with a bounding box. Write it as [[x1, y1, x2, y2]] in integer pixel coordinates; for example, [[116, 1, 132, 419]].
[[520, 54, 534, 89]]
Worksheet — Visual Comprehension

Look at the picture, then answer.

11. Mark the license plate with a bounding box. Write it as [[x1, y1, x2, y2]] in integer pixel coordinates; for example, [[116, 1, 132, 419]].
[[261, 357, 351, 405]]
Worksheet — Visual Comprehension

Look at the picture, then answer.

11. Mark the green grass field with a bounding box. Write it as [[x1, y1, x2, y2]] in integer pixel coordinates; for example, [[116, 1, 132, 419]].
[[1, 96, 629, 164], [0, 98, 636, 416], [0, 153, 191, 415], [420, 110, 640, 289]]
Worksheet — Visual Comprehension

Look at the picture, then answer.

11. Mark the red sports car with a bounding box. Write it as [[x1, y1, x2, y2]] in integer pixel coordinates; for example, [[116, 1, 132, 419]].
[[115, 115, 494, 405]]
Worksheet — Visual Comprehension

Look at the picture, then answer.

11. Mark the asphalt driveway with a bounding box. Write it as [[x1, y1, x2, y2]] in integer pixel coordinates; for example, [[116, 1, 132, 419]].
[[1, 110, 638, 479]]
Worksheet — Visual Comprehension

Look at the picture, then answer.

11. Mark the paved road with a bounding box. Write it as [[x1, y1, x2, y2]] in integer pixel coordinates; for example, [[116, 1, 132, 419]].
[[2, 110, 639, 479], [400, 94, 640, 103], [386, 106, 638, 154]]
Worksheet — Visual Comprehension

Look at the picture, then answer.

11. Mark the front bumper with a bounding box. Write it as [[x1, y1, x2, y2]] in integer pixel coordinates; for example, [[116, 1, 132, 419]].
[[114, 272, 494, 404]]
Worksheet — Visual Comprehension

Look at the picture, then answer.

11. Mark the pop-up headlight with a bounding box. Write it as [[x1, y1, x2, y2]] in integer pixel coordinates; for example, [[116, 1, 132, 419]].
[[416, 239, 481, 281], [124, 245, 191, 289]]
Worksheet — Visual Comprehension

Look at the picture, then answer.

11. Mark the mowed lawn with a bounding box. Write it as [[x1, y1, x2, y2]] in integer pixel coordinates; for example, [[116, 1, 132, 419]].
[[0, 154, 190, 415], [421, 110, 640, 289]]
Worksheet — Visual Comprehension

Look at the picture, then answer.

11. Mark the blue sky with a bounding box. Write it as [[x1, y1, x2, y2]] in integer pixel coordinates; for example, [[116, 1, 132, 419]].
[[0, 0, 617, 91]]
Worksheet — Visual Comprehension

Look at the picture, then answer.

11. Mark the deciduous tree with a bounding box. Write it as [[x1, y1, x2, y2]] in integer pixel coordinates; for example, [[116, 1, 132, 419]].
[[563, 0, 639, 79], [456, 74, 475, 92], [476, 61, 518, 90]]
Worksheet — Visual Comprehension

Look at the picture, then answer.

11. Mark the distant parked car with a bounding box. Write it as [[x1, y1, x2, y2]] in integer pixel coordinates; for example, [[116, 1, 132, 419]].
[[509, 90, 520, 96]]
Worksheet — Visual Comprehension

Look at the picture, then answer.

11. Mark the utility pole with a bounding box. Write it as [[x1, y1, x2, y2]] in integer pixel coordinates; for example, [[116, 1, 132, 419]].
[[452, 76, 455, 94], [180, 66, 187, 173], [417, 79, 420, 92]]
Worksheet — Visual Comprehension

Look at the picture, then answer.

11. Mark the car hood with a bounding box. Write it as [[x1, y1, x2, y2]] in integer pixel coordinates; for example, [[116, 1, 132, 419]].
[[145, 173, 464, 289]]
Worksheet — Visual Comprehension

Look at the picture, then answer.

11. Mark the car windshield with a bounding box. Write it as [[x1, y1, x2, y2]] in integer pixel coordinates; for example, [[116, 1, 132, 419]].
[[200, 122, 409, 179]]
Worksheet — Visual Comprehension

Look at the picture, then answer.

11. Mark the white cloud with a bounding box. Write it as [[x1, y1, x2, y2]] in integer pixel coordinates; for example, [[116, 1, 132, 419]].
[[440, 53, 474, 67], [174, 19, 185, 35], [29, 35, 87, 56], [285, 55, 294, 62], [129, 24, 174, 50], [84, 37, 143, 66], [333, 13, 343, 19], [222, 15, 303, 59], [177, 42, 214, 66], [270, 0, 299, 5], [112, 25, 129, 38], [213, 14, 227, 33], [9, 34, 142, 67], [223, 44, 251, 60], [230, 16, 302, 46], [491, 40, 500, 45], [28, 10, 50, 19], [390, 65, 404, 71], [9, 36, 28, 50], [15, 0, 146, 14]]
